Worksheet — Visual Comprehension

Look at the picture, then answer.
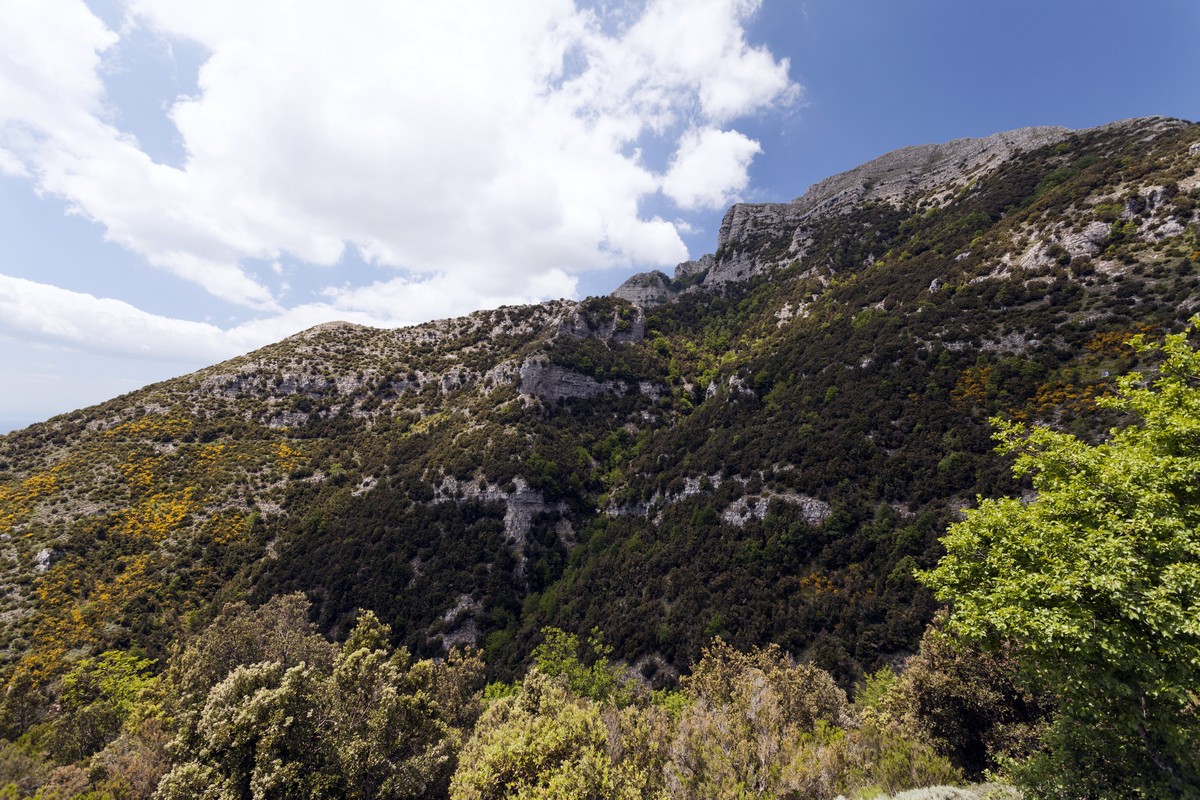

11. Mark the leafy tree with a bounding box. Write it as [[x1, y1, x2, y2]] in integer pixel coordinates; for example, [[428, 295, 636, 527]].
[[0, 738, 50, 797], [0, 669, 46, 740], [156, 608, 476, 800], [50, 649, 156, 763], [324, 611, 462, 800], [878, 622, 1047, 778], [920, 324, 1200, 797], [449, 669, 668, 800], [162, 592, 336, 752], [667, 639, 844, 798], [532, 627, 635, 705], [666, 639, 957, 799]]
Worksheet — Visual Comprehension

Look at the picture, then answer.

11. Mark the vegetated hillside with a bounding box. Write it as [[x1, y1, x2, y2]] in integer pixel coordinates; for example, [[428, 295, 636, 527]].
[[1, 115, 1198, 697]]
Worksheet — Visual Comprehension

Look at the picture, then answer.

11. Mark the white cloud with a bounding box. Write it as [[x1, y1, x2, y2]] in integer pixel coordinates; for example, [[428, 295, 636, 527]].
[[0, 268, 582, 366], [663, 127, 762, 209], [0, 0, 798, 311], [0, 0, 280, 309], [0, 274, 265, 361]]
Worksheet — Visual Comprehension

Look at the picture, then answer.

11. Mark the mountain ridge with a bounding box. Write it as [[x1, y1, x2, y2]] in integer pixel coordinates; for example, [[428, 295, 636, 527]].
[[1, 114, 1197, 696], [615, 116, 1191, 305]]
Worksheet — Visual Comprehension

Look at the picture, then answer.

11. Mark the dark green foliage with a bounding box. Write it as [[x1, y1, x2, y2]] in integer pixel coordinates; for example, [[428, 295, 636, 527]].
[[892, 625, 1048, 778]]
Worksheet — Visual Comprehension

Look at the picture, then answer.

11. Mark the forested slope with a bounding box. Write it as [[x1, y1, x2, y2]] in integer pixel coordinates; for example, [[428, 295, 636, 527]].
[[0, 114, 1198, 797]]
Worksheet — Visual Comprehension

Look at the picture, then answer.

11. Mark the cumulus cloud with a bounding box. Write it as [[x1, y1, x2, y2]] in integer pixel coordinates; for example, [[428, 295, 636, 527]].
[[1, 0, 797, 316], [0, 0, 281, 309], [663, 127, 762, 209]]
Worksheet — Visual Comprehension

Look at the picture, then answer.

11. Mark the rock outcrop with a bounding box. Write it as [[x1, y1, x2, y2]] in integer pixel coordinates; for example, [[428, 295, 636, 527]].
[[610, 254, 715, 308], [557, 304, 646, 342], [786, 125, 1072, 218], [701, 125, 1073, 286], [611, 270, 675, 307], [613, 125, 1079, 297], [518, 359, 621, 402]]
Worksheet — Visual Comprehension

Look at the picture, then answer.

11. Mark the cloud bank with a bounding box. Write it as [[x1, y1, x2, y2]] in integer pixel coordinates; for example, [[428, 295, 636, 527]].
[[0, 0, 797, 366]]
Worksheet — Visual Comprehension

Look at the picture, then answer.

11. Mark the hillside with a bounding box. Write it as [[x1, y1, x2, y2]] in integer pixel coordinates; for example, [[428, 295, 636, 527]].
[[1, 113, 1198, 705]]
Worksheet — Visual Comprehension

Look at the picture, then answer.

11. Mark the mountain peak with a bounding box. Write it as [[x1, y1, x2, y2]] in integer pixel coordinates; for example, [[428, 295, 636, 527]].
[[614, 116, 1194, 304], [783, 125, 1073, 219]]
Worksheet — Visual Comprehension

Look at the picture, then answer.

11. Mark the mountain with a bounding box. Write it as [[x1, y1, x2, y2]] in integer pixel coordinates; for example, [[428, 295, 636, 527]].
[[1, 115, 1198, 698]]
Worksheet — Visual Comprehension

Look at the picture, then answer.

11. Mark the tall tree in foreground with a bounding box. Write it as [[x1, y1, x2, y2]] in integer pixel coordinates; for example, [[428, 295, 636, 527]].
[[921, 324, 1200, 798]]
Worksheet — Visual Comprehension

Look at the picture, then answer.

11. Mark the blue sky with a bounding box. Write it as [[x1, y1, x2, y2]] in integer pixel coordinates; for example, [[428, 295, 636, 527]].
[[1, 0, 1198, 433]]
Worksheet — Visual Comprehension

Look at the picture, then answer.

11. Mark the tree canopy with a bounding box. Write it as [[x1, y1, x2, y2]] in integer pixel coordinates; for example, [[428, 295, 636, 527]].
[[921, 323, 1200, 797]]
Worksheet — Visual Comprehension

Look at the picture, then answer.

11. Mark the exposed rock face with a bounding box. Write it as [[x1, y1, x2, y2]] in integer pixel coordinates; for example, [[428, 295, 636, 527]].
[[612, 270, 675, 307], [435, 475, 569, 581], [437, 593, 482, 649], [702, 125, 1072, 286], [518, 359, 617, 402], [610, 124, 1083, 296], [198, 369, 342, 400], [1061, 221, 1113, 258], [675, 253, 714, 280], [33, 547, 55, 573], [611, 122, 1134, 298], [557, 305, 646, 343], [517, 358, 665, 403], [721, 492, 830, 528], [610, 255, 715, 307], [789, 126, 1072, 217]]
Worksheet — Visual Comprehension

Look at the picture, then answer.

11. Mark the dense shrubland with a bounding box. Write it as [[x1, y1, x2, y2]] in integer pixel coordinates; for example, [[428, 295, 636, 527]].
[[0, 601, 979, 799]]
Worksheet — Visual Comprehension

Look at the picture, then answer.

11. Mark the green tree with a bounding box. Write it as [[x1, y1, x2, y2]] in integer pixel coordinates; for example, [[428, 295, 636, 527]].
[[920, 324, 1200, 798], [50, 649, 156, 764], [666, 639, 956, 799], [324, 611, 462, 800], [449, 669, 668, 800], [667, 639, 842, 798], [877, 622, 1046, 778], [532, 627, 635, 706], [162, 593, 337, 753], [156, 608, 475, 800]]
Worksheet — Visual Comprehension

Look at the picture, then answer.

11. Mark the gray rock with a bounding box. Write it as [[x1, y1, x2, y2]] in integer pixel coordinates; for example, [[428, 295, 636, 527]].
[[33, 547, 55, 573], [703, 125, 1072, 288], [722, 492, 830, 527], [1153, 219, 1186, 239], [436, 476, 569, 580], [558, 305, 646, 343], [518, 359, 616, 402], [795, 126, 1071, 216], [675, 253, 714, 280], [612, 270, 675, 307], [1062, 221, 1112, 257]]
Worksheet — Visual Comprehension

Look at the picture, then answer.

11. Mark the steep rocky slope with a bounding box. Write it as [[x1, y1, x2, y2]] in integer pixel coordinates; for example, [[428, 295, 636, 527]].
[[2, 115, 1198, 692]]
